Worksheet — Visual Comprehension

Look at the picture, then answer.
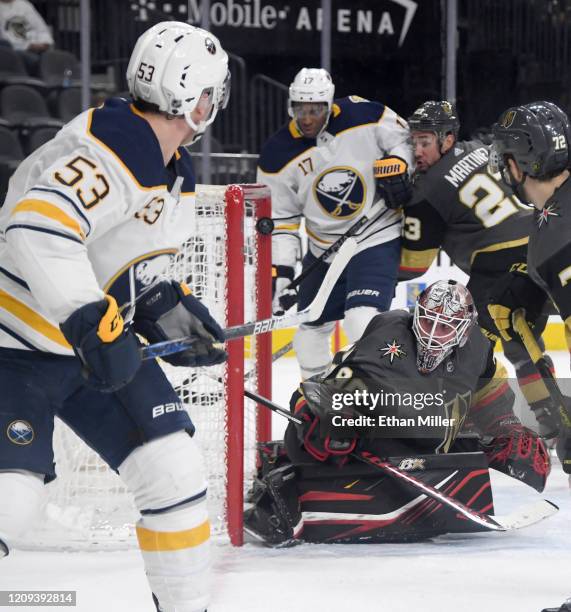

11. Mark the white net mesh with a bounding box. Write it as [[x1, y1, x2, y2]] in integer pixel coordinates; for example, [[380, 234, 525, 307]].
[[15, 185, 270, 551]]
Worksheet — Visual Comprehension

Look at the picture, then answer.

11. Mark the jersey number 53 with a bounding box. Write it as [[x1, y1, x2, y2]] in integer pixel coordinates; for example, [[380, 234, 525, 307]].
[[54, 155, 110, 209]]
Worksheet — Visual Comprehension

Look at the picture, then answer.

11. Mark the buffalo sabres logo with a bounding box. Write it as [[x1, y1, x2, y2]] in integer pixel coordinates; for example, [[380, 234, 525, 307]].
[[6, 420, 34, 446], [205, 37, 216, 55], [313, 166, 366, 219], [441, 101, 453, 115], [501, 110, 517, 128], [134, 254, 173, 287]]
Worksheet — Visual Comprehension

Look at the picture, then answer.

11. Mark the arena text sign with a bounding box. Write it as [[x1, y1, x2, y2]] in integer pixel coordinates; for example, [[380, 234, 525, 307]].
[[133, 1, 418, 47]]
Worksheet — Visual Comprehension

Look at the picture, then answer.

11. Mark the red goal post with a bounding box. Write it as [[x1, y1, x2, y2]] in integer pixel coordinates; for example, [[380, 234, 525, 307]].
[[224, 183, 273, 545]]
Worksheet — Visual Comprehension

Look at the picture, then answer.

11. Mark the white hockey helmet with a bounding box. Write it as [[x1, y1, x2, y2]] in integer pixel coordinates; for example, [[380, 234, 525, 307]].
[[126, 21, 230, 136], [287, 67, 335, 118]]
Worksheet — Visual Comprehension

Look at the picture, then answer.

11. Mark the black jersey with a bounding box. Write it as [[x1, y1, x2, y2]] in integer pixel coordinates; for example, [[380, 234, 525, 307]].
[[314, 309, 513, 452], [527, 176, 571, 337], [400, 141, 534, 278]]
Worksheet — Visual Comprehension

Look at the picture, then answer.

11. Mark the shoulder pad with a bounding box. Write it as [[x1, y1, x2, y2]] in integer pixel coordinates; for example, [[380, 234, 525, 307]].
[[327, 97, 386, 136], [258, 124, 315, 174], [88, 98, 167, 189]]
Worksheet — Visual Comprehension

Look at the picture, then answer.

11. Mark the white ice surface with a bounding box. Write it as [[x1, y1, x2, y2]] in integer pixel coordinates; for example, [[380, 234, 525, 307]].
[[1, 354, 570, 612]]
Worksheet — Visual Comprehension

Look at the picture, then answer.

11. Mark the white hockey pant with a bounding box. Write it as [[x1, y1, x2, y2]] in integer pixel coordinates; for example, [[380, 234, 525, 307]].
[[0, 470, 45, 554], [119, 431, 210, 612], [293, 307, 379, 379]]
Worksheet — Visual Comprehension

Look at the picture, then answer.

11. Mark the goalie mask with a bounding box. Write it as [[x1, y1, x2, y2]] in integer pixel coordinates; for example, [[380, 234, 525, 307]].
[[126, 22, 230, 142], [413, 280, 477, 374]]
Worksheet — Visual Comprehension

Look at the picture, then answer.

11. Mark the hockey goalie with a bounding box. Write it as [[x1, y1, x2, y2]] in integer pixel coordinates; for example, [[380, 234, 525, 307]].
[[245, 280, 550, 545]]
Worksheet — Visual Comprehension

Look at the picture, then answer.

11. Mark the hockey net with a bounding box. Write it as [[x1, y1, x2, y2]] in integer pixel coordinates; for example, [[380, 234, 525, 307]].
[[16, 184, 272, 550]]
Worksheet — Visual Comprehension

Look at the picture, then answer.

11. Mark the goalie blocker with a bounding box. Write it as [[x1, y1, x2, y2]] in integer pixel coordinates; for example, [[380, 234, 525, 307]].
[[244, 438, 494, 545]]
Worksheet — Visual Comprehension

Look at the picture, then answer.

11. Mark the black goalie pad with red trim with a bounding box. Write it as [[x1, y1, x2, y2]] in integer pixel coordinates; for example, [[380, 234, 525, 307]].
[[296, 450, 493, 543], [247, 438, 495, 545]]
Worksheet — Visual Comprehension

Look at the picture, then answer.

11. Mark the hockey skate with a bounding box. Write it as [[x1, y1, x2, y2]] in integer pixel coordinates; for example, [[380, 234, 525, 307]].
[[541, 599, 571, 612]]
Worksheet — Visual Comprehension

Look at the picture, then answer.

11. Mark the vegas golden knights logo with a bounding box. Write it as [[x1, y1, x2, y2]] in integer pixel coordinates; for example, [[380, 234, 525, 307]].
[[441, 101, 453, 115], [438, 391, 472, 453], [501, 110, 517, 128]]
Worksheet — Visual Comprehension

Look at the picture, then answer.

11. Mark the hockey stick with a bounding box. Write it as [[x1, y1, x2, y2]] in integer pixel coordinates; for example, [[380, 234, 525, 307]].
[[141, 238, 357, 361], [513, 309, 571, 433], [276, 202, 388, 314], [352, 451, 557, 531], [270, 206, 386, 357], [245, 387, 558, 532]]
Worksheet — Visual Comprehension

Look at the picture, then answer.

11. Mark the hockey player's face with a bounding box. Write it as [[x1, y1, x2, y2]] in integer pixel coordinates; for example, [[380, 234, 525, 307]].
[[292, 103, 329, 138], [193, 90, 215, 122], [412, 132, 442, 172]]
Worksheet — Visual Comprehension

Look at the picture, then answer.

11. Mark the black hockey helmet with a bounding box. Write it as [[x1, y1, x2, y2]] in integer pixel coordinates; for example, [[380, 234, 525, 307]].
[[408, 100, 460, 141], [490, 101, 571, 181]]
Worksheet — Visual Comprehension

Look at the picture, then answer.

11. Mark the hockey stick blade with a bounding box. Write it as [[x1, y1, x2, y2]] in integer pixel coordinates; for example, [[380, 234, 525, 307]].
[[356, 451, 558, 532], [491, 499, 558, 530], [141, 238, 357, 360]]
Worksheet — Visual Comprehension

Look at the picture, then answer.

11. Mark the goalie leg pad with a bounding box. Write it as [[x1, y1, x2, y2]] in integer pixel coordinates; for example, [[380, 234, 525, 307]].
[[244, 464, 302, 546], [293, 321, 336, 379], [0, 470, 44, 549], [343, 306, 380, 343], [118, 432, 210, 612], [296, 448, 494, 543]]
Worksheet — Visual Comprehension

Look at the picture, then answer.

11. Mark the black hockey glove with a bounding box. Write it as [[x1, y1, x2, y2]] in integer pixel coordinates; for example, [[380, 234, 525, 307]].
[[480, 424, 550, 492], [488, 268, 547, 342], [530, 396, 562, 440], [292, 382, 356, 463], [374, 155, 413, 209], [60, 295, 142, 393], [134, 281, 227, 368], [272, 265, 296, 315]]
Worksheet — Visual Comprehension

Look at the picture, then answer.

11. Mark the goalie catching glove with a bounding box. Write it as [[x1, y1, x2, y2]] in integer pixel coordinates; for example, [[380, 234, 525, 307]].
[[480, 423, 550, 492], [134, 281, 227, 367], [487, 268, 547, 342], [60, 295, 142, 393], [374, 155, 413, 209]]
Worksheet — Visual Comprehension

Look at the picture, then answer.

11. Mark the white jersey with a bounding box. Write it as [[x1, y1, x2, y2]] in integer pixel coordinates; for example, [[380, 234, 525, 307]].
[[0, 0, 53, 51], [0, 98, 196, 355], [257, 96, 412, 267]]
